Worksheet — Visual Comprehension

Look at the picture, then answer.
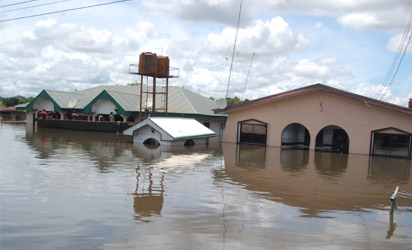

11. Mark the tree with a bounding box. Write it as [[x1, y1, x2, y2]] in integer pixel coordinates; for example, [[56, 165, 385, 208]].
[[0, 96, 34, 107], [225, 96, 249, 107]]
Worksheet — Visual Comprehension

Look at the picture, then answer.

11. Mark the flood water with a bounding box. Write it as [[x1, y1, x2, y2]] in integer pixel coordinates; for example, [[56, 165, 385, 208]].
[[1, 123, 411, 250]]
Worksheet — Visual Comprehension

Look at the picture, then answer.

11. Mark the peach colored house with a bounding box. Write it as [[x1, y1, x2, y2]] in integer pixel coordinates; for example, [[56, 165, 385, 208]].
[[219, 84, 412, 159]]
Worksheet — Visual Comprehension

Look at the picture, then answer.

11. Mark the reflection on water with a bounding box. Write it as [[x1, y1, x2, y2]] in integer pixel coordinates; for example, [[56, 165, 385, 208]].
[[1, 124, 412, 250], [369, 156, 411, 183], [280, 149, 309, 174], [236, 144, 266, 168], [224, 144, 412, 217], [314, 151, 348, 177], [132, 165, 164, 222]]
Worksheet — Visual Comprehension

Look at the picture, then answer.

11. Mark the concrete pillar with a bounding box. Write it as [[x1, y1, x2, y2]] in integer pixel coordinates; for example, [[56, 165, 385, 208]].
[[121, 115, 128, 122]]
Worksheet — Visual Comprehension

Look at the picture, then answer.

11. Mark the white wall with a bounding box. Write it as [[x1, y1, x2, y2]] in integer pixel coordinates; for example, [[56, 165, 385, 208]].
[[133, 125, 209, 147], [197, 119, 225, 144], [92, 99, 116, 114], [26, 111, 35, 125], [33, 98, 54, 111], [133, 126, 162, 144]]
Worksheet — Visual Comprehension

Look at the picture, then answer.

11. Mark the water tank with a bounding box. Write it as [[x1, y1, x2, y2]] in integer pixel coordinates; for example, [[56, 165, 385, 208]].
[[138, 52, 157, 75], [157, 56, 169, 77]]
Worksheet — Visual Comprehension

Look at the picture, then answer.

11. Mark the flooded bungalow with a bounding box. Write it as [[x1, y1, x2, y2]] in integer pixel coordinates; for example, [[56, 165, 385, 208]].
[[218, 84, 412, 159], [19, 85, 227, 144]]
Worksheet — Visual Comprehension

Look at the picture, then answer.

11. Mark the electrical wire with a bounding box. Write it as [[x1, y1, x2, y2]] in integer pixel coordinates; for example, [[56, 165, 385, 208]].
[[241, 52, 255, 101], [225, 0, 242, 99], [376, 9, 412, 100], [0, 0, 132, 23], [0, 0, 74, 14], [0, 0, 40, 9]]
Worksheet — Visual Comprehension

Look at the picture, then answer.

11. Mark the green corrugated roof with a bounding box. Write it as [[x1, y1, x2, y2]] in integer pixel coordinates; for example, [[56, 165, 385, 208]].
[[24, 85, 225, 118], [46, 90, 81, 109]]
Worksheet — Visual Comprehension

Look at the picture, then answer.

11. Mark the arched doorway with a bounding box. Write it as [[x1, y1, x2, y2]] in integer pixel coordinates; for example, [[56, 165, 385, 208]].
[[281, 123, 310, 150], [315, 125, 349, 153], [143, 138, 160, 147], [184, 139, 195, 147]]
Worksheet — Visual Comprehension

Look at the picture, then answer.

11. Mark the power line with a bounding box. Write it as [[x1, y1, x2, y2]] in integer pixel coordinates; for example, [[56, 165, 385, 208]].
[[376, 9, 412, 100], [0, 0, 132, 23], [0, 0, 74, 14], [0, 0, 40, 8], [241, 52, 255, 101], [225, 0, 242, 99]]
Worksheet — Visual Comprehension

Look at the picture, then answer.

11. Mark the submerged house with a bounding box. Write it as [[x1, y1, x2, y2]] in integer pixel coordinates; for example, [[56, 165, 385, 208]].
[[218, 84, 412, 159], [123, 117, 216, 146], [21, 85, 226, 143]]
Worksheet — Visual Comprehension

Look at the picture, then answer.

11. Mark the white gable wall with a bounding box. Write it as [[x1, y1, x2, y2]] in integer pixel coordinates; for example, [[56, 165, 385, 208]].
[[133, 125, 163, 144], [33, 98, 54, 111], [92, 99, 116, 114]]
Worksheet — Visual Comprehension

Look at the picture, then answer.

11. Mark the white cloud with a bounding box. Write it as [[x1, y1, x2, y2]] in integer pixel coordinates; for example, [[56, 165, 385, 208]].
[[293, 57, 352, 83], [353, 82, 410, 106], [338, 13, 383, 30], [386, 33, 412, 54], [0, 0, 410, 107], [171, 0, 256, 26], [260, 0, 412, 31], [207, 17, 308, 58]]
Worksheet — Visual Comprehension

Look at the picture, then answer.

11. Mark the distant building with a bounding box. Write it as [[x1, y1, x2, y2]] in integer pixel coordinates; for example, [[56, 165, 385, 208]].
[[20, 85, 226, 143], [0, 106, 26, 122], [218, 84, 412, 159]]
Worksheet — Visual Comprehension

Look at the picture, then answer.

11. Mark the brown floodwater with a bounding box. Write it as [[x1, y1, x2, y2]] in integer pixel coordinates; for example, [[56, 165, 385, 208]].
[[1, 123, 411, 249]]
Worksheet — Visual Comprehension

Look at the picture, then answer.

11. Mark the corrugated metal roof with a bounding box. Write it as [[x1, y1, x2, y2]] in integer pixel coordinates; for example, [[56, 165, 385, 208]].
[[27, 85, 225, 117], [107, 90, 139, 111], [123, 117, 215, 140], [45, 90, 81, 109]]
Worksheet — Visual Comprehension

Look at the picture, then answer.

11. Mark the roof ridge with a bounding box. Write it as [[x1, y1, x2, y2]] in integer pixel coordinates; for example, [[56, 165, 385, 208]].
[[45, 89, 80, 95], [221, 83, 412, 115], [176, 87, 197, 113]]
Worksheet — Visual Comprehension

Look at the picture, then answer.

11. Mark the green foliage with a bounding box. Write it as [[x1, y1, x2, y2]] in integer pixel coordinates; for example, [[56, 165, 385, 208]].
[[127, 82, 140, 86], [225, 96, 249, 107], [0, 96, 34, 107]]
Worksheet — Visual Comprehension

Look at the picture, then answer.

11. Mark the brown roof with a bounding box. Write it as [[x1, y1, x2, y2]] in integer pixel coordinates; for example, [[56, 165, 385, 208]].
[[219, 83, 412, 115], [0, 107, 17, 112]]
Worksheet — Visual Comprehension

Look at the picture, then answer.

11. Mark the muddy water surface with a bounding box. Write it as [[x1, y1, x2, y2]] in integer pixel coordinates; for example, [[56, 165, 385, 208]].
[[1, 124, 411, 249]]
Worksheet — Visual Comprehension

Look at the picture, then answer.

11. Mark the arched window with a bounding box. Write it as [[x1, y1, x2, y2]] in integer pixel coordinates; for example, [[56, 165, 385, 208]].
[[315, 125, 349, 154], [281, 123, 310, 150]]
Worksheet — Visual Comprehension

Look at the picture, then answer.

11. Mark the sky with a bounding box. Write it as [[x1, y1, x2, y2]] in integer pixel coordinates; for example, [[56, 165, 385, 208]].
[[0, 0, 411, 107]]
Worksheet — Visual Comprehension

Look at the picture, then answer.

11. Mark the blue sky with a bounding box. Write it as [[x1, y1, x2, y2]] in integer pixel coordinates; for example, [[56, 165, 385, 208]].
[[0, 0, 411, 106]]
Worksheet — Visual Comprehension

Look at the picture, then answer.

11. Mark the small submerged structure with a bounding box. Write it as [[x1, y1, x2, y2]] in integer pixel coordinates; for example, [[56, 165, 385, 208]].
[[123, 117, 216, 146]]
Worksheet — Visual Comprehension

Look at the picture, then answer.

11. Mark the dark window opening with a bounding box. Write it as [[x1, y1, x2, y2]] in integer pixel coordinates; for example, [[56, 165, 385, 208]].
[[281, 123, 310, 150], [238, 120, 267, 146], [143, 138, 160, 147], [315, 125, 349, 154], [127, 116, 136, 123], [184, 139, 195, 147], [371, 132, 411, 158]]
